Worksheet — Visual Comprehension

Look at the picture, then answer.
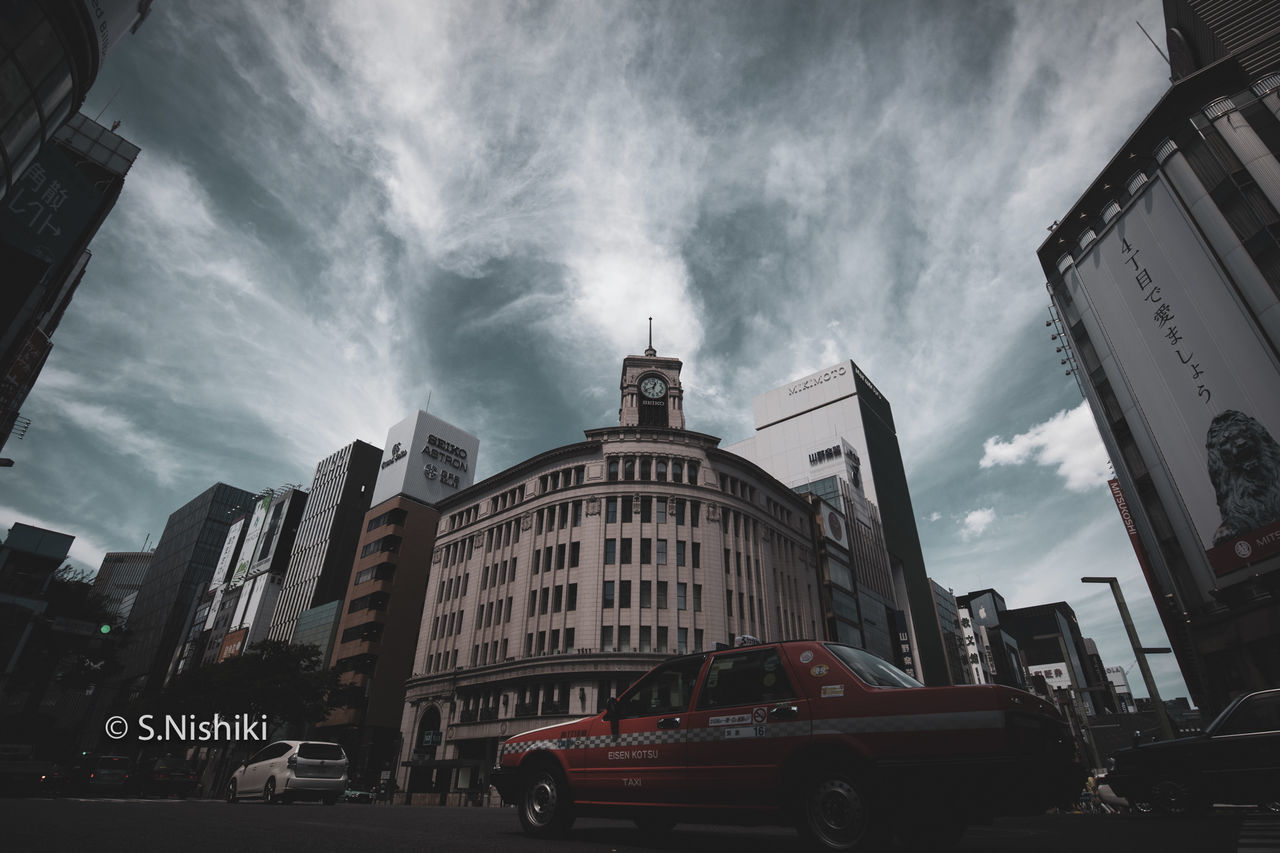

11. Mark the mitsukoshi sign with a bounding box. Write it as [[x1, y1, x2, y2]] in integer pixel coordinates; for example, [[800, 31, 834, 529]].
[[1064, 173, 1280, 579]]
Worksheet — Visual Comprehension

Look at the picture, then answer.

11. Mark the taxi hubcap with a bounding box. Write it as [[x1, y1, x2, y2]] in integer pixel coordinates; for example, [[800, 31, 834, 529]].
[[811, 777, 865, 844], [529, 773, 557, 822]]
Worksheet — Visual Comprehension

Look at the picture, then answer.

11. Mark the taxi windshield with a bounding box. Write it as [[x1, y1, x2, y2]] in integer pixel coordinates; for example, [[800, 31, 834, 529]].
[[826, 644, 923, 688]]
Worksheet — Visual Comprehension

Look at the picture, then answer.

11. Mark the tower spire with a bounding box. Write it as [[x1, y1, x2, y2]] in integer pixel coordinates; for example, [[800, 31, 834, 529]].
[[645, 317, 656, 357]]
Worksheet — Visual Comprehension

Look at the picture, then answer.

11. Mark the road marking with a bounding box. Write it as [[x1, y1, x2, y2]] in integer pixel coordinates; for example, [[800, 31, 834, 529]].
[[1236, 813, 1280, 852]]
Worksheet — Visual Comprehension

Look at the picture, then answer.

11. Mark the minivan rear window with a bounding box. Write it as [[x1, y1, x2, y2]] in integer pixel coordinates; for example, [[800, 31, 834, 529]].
[[298, 743, 345, 761]]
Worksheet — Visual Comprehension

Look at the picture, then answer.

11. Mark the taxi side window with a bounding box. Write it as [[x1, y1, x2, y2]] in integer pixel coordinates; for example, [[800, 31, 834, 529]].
[[696, 647, 796, 710], [1218, 693, 1280, 735], [617, 655, 705, 718]]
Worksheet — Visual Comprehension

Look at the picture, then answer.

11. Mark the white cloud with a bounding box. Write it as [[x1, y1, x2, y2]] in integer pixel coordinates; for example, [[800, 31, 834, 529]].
[[960, 507, 997, 540], [926, 511, 942, 523], [980, 402, 1111, 492]]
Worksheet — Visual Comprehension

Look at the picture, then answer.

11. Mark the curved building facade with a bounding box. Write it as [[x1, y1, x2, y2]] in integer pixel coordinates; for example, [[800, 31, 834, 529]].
[[397, 349, 824, 800], [1, 0, 152, 200]]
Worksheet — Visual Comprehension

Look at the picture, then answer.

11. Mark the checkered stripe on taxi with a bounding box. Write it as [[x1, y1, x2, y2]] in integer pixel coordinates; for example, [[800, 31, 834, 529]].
[[499, 710, 1012, 763], [499, 719, 813, 761]]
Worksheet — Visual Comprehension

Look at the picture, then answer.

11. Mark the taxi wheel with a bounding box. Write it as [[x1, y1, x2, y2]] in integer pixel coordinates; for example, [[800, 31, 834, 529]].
[[263, 778, 278, 805], [1150, 776, 1202, 816], [225, 780, 237, 804], [798, 767, 875, 851], [518, 762, 574, 837]]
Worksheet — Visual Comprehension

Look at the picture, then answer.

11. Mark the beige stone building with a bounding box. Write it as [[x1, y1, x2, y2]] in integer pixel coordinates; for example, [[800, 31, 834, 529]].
[[398, 347, 824, 801]]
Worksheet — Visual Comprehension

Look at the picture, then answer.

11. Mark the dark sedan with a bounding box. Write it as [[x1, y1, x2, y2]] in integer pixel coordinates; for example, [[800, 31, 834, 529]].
[[129, 757, 199, 799], [1104, 687, 1280, 815]]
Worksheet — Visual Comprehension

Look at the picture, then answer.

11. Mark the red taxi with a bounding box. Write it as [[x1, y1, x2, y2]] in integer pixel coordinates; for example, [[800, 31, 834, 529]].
[[490, 640, 1081, 851]]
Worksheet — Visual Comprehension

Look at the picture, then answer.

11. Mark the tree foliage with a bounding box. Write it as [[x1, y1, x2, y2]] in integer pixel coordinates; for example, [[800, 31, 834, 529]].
[[148, 640, 340, 740]]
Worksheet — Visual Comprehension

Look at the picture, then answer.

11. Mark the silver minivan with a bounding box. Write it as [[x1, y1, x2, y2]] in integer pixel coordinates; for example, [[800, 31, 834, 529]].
[[226, 741, 347, 805]]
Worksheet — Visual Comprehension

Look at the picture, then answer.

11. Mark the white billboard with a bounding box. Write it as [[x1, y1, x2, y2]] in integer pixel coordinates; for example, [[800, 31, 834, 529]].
[[229, 495, 272, 589], [1066, 174, 1280, 579], [370, 411, 480, 508]]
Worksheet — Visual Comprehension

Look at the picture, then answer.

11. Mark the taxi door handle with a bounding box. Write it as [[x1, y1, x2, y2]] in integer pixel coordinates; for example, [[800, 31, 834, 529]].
[[769, 705, 799, 721], [657, 717, 681, 729]]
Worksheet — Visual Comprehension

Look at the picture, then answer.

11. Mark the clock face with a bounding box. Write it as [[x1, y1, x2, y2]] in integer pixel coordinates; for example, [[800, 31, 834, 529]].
[[640, 376, 667, 399]]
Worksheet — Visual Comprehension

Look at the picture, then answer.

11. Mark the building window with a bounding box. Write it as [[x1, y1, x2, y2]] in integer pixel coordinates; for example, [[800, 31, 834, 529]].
[[569, 541, 580, 568], [619, 625, 631, 650], [556, 543, 566, 571], [619, 579, 632, 608], [657, 581, 668, 609], [656, 460, 667, 482], [677, 582, 687, 611], [657, 539, 667, 565], [606, 498, 617, 523], [624, 458, 636, 481], [621, 538, 633, 564], [674, 499, 685, 525], [687, 462, 699, 484], [657, 498, 667, 520], [641, 539, 652, 564], [553, 585, 563, 613], [693, 584, 702, 611], [603, 581, 615, 609], [622, 496, 633, 523], [640, 459, 652, 481], [608, 460, 619, 481], [676, 540, 685, 567], [605, 539, 617, 564], [572, 501, 583, 526], [641, 497, 652, 523], [657, 626, 668, 653], [692, 542, 700, 568], [567, 584, 577, 611], [602, 625, 614, 650]]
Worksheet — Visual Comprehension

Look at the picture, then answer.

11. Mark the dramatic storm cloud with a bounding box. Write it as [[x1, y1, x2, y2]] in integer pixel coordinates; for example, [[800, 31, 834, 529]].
[[4, 0, 1190, 701]]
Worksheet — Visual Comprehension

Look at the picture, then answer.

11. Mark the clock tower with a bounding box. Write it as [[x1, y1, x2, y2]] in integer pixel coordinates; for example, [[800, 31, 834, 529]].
[[619, 325, 685, 430]]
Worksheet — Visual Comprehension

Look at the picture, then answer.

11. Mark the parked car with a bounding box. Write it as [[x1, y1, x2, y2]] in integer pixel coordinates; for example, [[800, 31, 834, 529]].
[[83, 755, 132, 795], [1104, 687, 1280, 815], [226, 741, 347, 805], [130, 756, 199, 799], [37, 765, 72, 796], [343, 785, 374, 804], [490, 639, 1081, 851]]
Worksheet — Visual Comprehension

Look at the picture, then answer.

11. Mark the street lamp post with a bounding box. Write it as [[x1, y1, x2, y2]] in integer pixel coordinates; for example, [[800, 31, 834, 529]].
[[1081, 576, 1176, 742]]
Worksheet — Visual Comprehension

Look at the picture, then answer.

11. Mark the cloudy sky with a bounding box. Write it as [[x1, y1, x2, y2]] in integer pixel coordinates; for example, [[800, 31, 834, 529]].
[[4, 0, 1194, 701]]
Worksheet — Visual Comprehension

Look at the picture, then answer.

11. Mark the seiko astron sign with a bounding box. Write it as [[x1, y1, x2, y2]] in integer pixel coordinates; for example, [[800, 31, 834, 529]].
[[371, 411, 479, 507]]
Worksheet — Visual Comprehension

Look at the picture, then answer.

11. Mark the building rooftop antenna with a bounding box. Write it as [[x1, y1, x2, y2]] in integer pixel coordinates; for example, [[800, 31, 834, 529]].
[[645, 316, 656, 357], [1136, 19, 1171, 74]]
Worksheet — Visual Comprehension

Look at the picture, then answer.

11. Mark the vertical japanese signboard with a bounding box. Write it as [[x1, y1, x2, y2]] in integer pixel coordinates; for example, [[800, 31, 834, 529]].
[[1066, 175, 1280, 579]]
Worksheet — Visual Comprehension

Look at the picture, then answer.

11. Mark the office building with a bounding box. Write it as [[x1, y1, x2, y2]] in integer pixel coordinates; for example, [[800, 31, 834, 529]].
[[1039, 0, 1280, 712], [269, 440, 382, 645], [209, 486, 307, 665], [725, 361, 948, 684], [118, 482, 255, 697], [318, 411, 479, 781], [396, 347, 824, 801], [91, 550, 151, 623], [956, 589, 1030, 691], [0, 113, 139, 454], [0, 0, 152, 199]]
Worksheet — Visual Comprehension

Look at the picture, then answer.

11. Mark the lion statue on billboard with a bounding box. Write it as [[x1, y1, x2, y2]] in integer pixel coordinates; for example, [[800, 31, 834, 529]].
[[1206, 409, 1280, 546]]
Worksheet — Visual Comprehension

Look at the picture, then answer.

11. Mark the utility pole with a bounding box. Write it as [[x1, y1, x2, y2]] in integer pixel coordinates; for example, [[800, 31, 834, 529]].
[[1082, 576, 1176, 741]]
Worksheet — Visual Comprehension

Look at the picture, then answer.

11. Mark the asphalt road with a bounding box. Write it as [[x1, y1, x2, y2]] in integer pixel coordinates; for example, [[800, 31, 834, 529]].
[[0, 797, 1271, 853]]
